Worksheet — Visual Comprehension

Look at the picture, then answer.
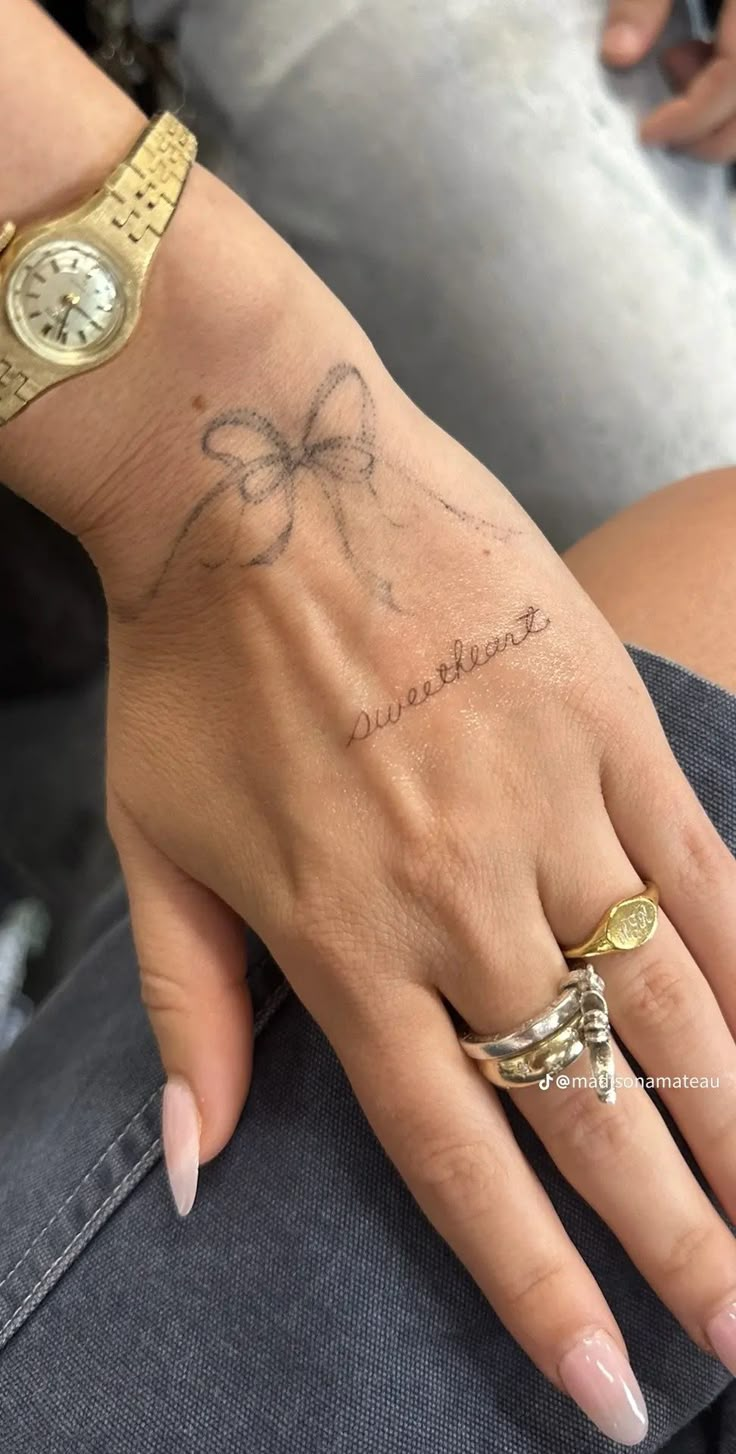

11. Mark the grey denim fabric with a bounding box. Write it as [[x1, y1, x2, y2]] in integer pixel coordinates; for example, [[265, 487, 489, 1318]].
[[133, 0, 736, 549], [0, 645, 735, 1453]]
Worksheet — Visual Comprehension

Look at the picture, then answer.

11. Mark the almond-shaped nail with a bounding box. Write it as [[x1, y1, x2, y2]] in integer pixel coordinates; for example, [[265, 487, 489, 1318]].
[[707, 1303, 736, 1375], [559, 1332, 649, 1445], [162, 1076, 200, 1217]]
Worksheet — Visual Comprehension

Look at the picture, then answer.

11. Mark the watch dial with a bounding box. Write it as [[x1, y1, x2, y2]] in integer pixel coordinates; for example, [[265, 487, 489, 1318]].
[[6, 239, 125, 361]]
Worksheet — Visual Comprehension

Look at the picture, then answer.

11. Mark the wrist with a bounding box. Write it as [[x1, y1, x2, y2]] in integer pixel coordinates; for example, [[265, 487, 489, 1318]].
[[0, 164, 299, 582], [88, 164, 370, 614]]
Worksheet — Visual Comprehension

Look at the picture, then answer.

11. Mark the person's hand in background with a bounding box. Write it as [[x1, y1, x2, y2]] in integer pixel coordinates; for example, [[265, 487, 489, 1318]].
[[602, 0, 736, 161]]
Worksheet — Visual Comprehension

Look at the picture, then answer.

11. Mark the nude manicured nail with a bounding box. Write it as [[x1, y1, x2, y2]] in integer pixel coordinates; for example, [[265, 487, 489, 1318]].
[[707, 1304, 736, 1375], [559, 1332, 649, 1445], [603, 23, 641, 64], [162, 1076, 200, 1217]]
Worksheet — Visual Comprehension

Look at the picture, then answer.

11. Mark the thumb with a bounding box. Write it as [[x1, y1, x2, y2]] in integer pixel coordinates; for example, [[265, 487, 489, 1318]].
[[111, 801, 253, 1216], [601, 0, 673, 68]]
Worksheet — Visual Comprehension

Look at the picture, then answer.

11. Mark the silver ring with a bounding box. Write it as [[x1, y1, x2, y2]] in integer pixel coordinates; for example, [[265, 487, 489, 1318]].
[[461, 982, 580, 1061]]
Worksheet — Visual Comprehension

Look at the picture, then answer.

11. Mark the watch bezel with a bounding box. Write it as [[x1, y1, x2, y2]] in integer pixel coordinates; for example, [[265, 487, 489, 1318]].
[[0, 192, 146, 396], [5, 235, 127, 367]]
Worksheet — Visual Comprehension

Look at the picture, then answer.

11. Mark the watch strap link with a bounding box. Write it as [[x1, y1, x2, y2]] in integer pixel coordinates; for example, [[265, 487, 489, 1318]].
[[99, 111, 197, 259], [0, 355, 40, 425]]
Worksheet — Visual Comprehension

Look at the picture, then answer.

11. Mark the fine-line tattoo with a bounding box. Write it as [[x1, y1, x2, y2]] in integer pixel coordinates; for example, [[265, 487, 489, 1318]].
[[120, 362, 517, 620], [346, 605, 551, 746]]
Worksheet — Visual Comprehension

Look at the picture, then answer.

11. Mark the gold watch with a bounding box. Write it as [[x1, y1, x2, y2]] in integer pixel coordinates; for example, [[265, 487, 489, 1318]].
[[0, 111, 197, 427]]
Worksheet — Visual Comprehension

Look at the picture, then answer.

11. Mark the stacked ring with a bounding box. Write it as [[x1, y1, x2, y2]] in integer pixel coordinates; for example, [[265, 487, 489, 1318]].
[[462, 964, 614, 1102], [461, 982, 581, 1065], [459, 883, 660, 1104], [473, 1017, 587, 1089]]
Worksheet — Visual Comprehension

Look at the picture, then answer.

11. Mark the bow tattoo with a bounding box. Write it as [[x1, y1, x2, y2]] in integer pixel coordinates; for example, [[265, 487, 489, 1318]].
[[127, 362, 508, 619]]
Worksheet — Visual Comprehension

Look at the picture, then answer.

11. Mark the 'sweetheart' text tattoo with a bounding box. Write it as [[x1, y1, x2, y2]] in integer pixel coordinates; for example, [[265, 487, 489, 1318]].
[[346, 605, 551, 746]]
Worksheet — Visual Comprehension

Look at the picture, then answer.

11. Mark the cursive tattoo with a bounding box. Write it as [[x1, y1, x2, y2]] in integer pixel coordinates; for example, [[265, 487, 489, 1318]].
[[122, 362, 516, 620], [346, 605, 551, 746]]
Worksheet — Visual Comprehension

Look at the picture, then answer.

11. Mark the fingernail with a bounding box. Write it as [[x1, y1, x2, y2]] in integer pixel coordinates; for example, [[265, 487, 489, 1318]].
[[162, 1076, 200, 1217], [559, 1331, 649, 1445], [707, 1303, 736, 1375], [603, 23, 642, 64]]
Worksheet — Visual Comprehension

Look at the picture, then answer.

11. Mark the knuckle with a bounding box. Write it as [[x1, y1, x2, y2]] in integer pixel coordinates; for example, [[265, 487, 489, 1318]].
[[284, 881, 359, 977], [620, 954, 691, 1037], [286, 881, 338, 957], [502, 1255, 571, 1320], [391, 814, 483, 918], [542, 1083, 635, 1167], [561, 656, 609, 740], [139, 962, 190, 1018], [658, 1220, 717, 1285], [697, 1102, 736, 1167], [672, 815, 728, 901], [409, 1137, 511, 1225], [281, 875, 408, 1006]]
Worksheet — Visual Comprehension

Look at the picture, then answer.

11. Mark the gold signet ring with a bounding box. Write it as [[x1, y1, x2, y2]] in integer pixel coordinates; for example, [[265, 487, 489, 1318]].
[[562, 882, 659, 960]]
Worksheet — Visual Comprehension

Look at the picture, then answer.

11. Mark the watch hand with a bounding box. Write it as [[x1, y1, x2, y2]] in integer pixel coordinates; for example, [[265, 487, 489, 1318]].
[[55, 302, 73, 340], [69, 301, 105, 333], [56, 291, 81, 340]]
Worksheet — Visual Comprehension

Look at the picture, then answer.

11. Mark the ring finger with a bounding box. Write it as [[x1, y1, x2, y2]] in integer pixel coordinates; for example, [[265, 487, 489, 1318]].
[[336, 981, 649, 1444]]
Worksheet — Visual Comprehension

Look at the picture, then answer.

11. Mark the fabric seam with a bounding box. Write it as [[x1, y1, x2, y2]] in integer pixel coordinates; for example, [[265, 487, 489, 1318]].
[[0, 1142, 157, 1340], [0, 973, 291, 1337], [0, 1087, 161, 1294]]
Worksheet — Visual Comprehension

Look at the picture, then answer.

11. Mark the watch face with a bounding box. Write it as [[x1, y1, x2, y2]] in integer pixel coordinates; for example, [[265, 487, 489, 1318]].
[[5, 238, 125, 363]]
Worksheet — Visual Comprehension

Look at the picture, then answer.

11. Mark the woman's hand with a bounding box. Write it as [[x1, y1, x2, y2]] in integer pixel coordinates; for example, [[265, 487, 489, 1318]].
[[5, 164, 736, 1442], [55, 168, 736, 1444], [603, 0, 736, 161], [3, 1, 732, 1440]]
